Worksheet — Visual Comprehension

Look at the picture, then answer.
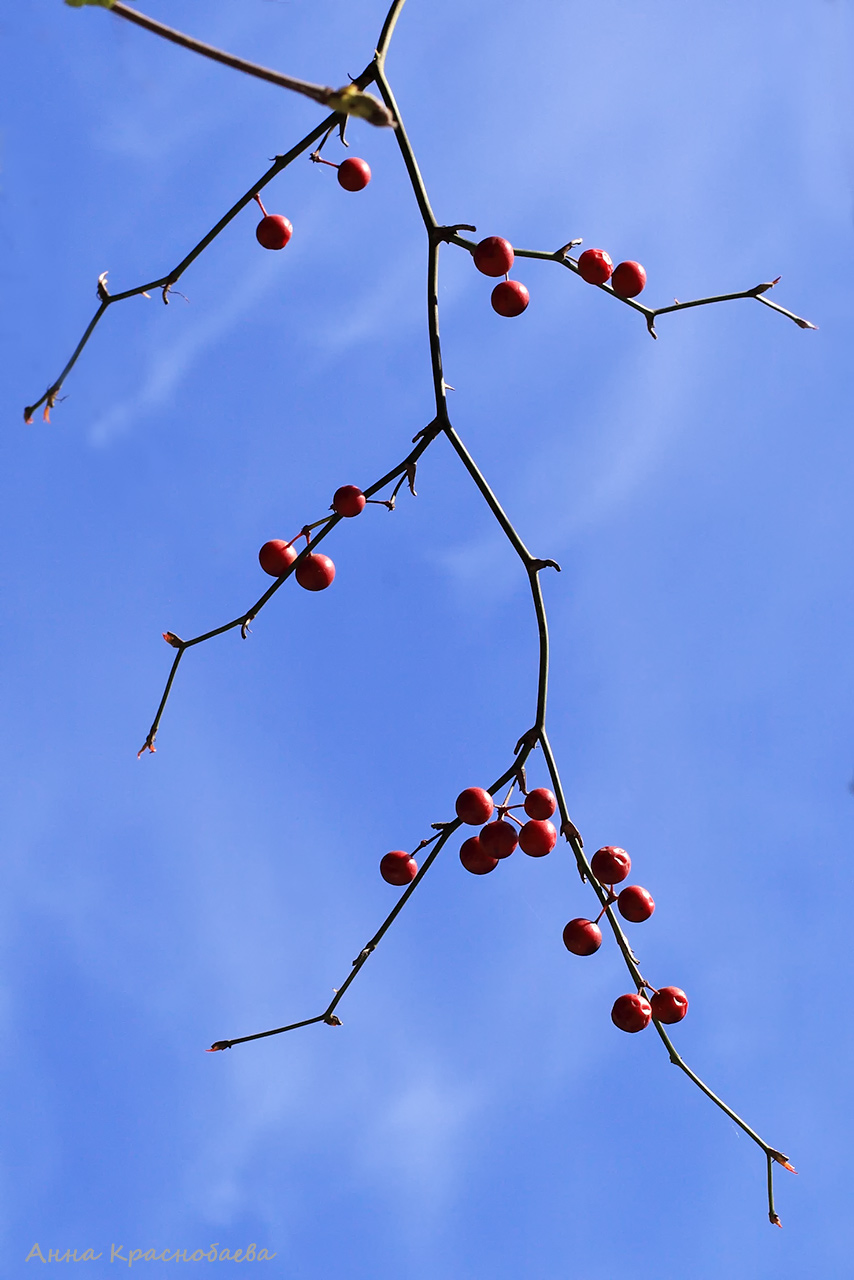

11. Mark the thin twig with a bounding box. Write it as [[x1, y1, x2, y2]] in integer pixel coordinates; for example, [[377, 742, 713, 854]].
[[108, 2, 394, 125]]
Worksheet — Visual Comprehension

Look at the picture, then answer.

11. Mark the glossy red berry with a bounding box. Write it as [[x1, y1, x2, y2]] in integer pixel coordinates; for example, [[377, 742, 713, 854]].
[[258, 539, 297, 577], [491, 280, 529, 317], [590, 846, 631, 885], [577, 248, 613, 285], [337, 157, 371, 191], [617, 885, 655, 923], [473, 236, 514, 277], [332, 485, 366, 517], [295, 552, 335, 591], [455, 787, 494, 825], [650, 986, 688, 1025], [479, 819, 518, 859], [562, 918, 602, 956], [459, 836, 498, 875], [611, 260, 647, 298], [611, 992, 652, 1033], [380, 850, 418, 886], [256, 215, 293, 250], [518, 819, 556, 857], [523, 788, 556, 820]]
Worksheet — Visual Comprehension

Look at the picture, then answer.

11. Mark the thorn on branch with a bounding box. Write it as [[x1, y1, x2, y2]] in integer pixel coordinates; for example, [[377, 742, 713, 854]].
[[514, 727, 540, 755], [412, 418, 441, 444], [768, 1149, 798, 1174], [240, 618, 253, 639], [750, 278, 781, 297], [162, 631, 184, 649], [207, 1040, 231, 1052], [560, 817, 583, 847], [137, 737, 156, 758], [324, 1014, 342, 1026], [406, 462, 418, 497], [646, 314, 658, 340], [556, 238, 583, 257], [434, 224, 477, 244], [769, 1213, 783, 1228], [97, 271, 110, 301], [531, 558, 561, 573]]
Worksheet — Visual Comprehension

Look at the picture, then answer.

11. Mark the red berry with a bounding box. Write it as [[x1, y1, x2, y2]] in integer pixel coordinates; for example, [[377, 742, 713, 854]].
[[479, 819, 518, 859], [256, 215, 293, 250], [491, 280, 529, 317], [611, 260, 647, 298], [590, 846, 631, 885], [332, 485, 366, 518], [258, 539, 297, 577], [459, 836, 498, 875], [577, 248, 613, 285], [337, 157, 371, 191], [518, 819, 556, 857], [562, 918, 602, 956], [380, 850, 418, 886], [650, 986, 688, 1024], [617, 885, 655, 923], [523, 788, 556, 820], [455, 787, 494, 825], [473, 236, 514, 277], [295, 552, 335, 591], [611, 992, 652, 1033]]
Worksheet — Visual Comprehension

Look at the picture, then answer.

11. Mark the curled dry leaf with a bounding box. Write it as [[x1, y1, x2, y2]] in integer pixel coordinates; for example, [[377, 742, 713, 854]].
[[324, 85, 396, 128]]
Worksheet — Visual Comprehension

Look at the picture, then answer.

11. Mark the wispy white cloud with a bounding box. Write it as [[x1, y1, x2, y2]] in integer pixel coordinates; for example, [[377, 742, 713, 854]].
[[87, 258, 282, 446]]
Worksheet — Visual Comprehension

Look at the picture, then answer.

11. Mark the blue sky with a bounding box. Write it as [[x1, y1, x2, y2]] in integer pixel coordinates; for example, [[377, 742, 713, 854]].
[[2, 0, 853, 1275]]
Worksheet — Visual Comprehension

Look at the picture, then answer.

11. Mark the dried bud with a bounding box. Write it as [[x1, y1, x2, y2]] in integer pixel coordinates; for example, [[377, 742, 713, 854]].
[[324, 85, 396, 128]]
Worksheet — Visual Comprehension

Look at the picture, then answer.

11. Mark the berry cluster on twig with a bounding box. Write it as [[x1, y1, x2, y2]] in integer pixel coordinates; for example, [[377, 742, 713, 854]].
[[29, 0, 810, 1228]]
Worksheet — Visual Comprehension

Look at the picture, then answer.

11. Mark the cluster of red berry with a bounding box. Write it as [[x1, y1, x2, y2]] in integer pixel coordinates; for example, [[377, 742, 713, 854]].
[[378, 785, 558, 885], [576, 248, 647, 298], [472, 237, 530, 318], [257, 484, 366, 590], [254, 155, 372, 251], [471, 236, 647, 317], [455, 785, 558, 869], [563, 845, 687, 1034]]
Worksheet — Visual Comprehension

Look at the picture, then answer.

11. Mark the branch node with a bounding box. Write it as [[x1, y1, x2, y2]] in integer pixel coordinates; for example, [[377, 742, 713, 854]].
[[162, 631, 184, 649], [352, 945, 376, 966], [514, 727, 540, 755], [556, 239, 583, 257], [324, 1014, 343, 1027], [530, 557, 561, 574], [207, 1040, 232, 1052]]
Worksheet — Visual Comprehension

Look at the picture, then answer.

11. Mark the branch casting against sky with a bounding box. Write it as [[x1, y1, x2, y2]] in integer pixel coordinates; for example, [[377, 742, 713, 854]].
[[32, 0, 814, 1228]]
